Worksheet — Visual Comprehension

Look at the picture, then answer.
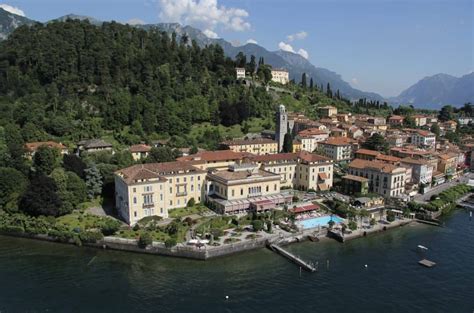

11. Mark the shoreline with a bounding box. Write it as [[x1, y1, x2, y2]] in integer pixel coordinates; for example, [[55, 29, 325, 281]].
[[0, 217, 428, 261]]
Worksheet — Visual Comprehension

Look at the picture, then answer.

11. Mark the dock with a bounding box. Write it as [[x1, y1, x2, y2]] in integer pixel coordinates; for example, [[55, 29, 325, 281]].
[[419, 259, 436, 268], [268, 243, 316, 272]]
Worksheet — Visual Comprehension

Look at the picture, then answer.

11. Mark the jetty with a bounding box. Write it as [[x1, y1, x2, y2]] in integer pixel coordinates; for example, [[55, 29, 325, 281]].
[[419, 259, 436, 268], [268, 243, 316, 272]]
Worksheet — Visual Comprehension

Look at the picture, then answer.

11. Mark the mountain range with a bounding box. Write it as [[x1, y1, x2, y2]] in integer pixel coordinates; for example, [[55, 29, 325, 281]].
[[390, 73, 474, 109], [0, 9, 472, 107]]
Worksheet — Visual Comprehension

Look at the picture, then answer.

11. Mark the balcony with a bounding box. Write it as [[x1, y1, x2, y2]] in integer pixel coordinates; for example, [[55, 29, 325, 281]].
[[176, 191, 188, 197], [142, 203, 154, 208]]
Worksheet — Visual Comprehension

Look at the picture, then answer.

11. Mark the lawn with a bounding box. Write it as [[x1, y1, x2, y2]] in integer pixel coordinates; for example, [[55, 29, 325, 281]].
[[56, 212, 111, 231], [168, 205, 213, 218]]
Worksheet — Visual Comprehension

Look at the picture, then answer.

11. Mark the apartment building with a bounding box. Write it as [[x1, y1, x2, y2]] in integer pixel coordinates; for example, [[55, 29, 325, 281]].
[[115, 162, 206, 225], [400, 157, 433, 185], [271, 68, 289, 84], [250, 151, 334, 191], [235, 67, 246, 79], [348, 159, 407, 197], [410, 130, 436, 148], [387, 115, 404, 126], [318, 106, 338, 117], [129, 144, 152, 161], [220, 138, 278, 155], [319, 137, 358, 161]]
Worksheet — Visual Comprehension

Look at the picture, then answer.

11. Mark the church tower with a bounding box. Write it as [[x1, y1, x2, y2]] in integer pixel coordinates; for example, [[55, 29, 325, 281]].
[[275, 104, 288, 152]]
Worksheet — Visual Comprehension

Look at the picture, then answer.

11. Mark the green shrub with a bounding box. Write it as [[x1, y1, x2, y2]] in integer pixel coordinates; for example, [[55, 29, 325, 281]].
[[387, 211, 395, 222], [165, 238, 177, 248], [138, 232, 153, 248], [99, 218, 121, 236], [48, 229, 74, 242], [0, 225, 25, 234], [79, 231, 104, 243], [187, 198, 195, 207], [251, 220, 264, 232], [348, 220, 357, 230]]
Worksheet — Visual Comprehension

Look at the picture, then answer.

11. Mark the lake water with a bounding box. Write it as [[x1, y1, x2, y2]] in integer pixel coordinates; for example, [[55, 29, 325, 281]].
[[0, 210, 473, 313]]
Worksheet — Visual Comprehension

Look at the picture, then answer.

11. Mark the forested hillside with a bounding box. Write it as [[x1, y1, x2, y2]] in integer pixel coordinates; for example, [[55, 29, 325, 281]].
[[0, 20, 274, 143]]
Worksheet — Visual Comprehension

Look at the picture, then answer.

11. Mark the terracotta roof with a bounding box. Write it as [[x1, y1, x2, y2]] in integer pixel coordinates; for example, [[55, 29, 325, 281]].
[[25, 141, 66, 152], [129, 144, 151, 153], [376, 154, 401, 163], [297, 151, 331, 163], [221, 138, 276, 146], [207, 168, 278, 182], [250, 153, 298, 163], [297, 128, 329, 136], [318, 172, 329, 180], [342, 174, 369, 183], [356, 149, 380, 156], [116, 162, 205, 184], [322, 137, 356, 146], [291, 204, 320, 213], [400, 157, 428, 166], [349, 158, 404, 174], [388, 115, 404, 120], [414, 129, 435, 137], [177, 150, 253, 162]]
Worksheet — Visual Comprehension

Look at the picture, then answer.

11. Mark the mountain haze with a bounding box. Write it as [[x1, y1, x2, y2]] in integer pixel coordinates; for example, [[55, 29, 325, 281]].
[[392, 73, 474, 109]]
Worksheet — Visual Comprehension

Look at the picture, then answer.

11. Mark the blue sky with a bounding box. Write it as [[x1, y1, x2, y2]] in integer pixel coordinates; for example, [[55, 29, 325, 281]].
[[1, 0, 472, 97]]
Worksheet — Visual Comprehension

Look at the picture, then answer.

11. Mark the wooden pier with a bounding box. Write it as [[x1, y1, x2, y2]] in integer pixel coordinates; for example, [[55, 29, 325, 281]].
[[268, 243, 316, 272], [419, 259, 436, 268]]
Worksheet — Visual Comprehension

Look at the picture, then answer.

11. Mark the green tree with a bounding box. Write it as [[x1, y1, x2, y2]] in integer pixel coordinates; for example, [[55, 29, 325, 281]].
[[430, 123, 440, 137], [84, 165, 103, 199], [146, 147, 176, 163], [19, 175, 63, 217], [33, 145, 59, 175], [282, 132, 293, 153], [403, 116, 416, 128], [251, 219, 264, 232], [362, 133, 389, 152], [4, 124, 26, 172], [438, 105, 454, 122], [301, 73, 307, 89], [0, 167, 28, 212]]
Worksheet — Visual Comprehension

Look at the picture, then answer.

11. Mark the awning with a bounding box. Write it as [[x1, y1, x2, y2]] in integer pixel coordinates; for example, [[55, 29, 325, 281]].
[[318, 172, 329, 180], [318, 183, 329, 191], [391, 209, 403, 214]]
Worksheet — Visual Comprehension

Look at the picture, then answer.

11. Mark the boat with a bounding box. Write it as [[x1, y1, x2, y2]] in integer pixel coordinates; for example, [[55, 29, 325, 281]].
[[417, 245, 429, 250], [307, 235, 319, 242]]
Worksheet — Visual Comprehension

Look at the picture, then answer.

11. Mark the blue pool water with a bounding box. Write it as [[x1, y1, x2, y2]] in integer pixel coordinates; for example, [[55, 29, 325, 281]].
[[297, 215, 344, 229]]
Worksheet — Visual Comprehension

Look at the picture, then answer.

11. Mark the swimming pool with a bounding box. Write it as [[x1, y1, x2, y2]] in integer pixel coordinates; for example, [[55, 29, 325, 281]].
[[297, 215, 344, 229]]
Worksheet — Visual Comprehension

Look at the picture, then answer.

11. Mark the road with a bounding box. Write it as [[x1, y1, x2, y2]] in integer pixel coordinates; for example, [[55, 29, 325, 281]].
[[413, 172, 474, 203]]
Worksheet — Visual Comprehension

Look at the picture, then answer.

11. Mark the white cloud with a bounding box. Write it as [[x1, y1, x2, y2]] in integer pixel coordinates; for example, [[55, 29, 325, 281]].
[[127, 18, 146, 25], [158, 0, 250, 32], [246, 38, 258, 44], [203, 29, 219, 38], [230, 40, 241, 47], [0, 3, 25, 16], [278, 41, 295, 53], [351, 78, 359, 86], [297, 48, 309, 59], [287, 31, 307, 42]]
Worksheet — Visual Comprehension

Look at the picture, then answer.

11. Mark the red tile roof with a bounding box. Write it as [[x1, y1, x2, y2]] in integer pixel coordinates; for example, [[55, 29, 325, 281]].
[[177, 150, 253, 162], [25, 141, 66, 152], [129, 144, 151, 153]]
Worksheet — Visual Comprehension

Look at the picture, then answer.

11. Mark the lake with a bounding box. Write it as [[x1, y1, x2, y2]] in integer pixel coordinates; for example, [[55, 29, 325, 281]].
[[0, 210, 473, 313]]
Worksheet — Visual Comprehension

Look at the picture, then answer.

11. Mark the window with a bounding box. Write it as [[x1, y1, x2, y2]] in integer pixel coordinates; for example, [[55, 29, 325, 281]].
[[274, 184, 277, 191], [191, 176, 194, 181], [144, 185, 152, 192], [143, 194, 153, 205], [134, 211, 137, 217], [241, 188, 243, 195], [169, 187, 172, 193], [191, 185, 194, 192], [198, 184, 201, 190], [160, 194, 163, 201], [177, 178, 180, 183], [160, 208, 163, 214], [133, 197, 137, 204], [133, 188, 136, 193], [231, 190, 234, 197], [170, 179, 173, 183], [198, 176, 201, 181]]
